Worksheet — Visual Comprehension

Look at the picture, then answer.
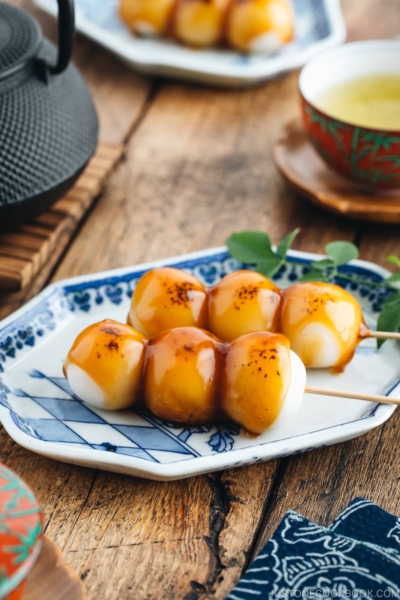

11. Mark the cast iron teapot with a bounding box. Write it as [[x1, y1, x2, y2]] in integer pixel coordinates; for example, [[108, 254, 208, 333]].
[[0, 0, 98, 228]]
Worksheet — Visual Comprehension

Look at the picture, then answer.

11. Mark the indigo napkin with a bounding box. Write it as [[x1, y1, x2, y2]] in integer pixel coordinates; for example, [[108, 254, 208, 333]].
[[227, 507, 400, 600], [329, 497, 400, 559]]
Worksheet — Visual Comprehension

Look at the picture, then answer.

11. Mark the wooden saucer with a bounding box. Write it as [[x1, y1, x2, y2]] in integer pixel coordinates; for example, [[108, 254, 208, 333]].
[[273, 120, 400, 223], [23, 536, 86, 600]]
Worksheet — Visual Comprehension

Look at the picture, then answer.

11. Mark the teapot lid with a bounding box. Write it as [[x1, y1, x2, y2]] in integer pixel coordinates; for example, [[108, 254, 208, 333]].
[[0, 3, 42, 81]]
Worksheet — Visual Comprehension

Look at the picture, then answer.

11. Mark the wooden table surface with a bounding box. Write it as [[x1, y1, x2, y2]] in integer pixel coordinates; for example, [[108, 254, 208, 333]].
[[1, 1, 400, 598]]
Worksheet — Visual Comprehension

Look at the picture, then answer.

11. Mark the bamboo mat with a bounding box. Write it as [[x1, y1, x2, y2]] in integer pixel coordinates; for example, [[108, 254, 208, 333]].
[[0, 143, 124, 293]]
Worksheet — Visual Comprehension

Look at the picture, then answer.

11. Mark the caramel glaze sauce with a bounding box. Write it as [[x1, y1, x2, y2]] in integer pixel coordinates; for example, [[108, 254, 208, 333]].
[[64, 322, 291, 436], [143, 328, 291, 435], [280, 282, 366, 373], [63, 320, 147, 410], [119, 0, 176, 36], [171, 0, 231, 49], [144, 327, 222, 425], [128, 267, 208, 338], [221, 332, 291, 435], [226, 0, 294, 53], [208, 270, 282, 342], [143, 327, 291, 436], [128, 267, 283, 343]]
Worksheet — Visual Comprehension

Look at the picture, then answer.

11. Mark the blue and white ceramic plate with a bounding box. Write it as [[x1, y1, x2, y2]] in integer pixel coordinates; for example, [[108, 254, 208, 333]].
[[0, 247, 399, 480], [33, 0, 346, 86]]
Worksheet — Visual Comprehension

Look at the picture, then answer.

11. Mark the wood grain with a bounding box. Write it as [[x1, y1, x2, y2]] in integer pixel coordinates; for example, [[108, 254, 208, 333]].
[[1, 2, 399, 600]]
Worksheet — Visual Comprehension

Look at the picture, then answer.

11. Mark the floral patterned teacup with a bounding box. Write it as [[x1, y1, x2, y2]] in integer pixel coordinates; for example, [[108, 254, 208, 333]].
[[0, 464, 43, 600], [299, 41, 400, 189]]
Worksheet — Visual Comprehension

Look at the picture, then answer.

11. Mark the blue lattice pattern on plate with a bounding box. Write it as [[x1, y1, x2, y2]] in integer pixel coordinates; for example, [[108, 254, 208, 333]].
[[1, 371, 240, 463], [0, 248, 398, 478]]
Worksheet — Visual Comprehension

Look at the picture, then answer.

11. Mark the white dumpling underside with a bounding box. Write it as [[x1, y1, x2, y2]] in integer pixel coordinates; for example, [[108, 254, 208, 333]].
[[134, 21, 157, 36], [67, 364, 107, 409], [292, 323, 341, 369], [272, 350, 306, 428], [250, 32, 282, 54]]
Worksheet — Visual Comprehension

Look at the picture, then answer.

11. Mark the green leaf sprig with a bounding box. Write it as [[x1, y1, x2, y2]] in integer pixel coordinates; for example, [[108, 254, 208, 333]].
[[226, 229, 400, 348]]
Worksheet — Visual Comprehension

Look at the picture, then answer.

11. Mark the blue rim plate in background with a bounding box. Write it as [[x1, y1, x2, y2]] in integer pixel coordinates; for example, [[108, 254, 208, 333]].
[[33, 0, 346, 86], [0, 247, 399, 480]]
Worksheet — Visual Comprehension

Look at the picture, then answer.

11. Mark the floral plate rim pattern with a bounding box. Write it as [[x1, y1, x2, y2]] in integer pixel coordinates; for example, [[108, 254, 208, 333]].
[[0, 246, 398, 481]]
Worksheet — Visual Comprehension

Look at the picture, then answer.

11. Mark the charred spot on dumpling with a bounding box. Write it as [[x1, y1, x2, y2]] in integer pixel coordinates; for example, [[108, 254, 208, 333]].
[[221, 331, 292, 434], [128, 267, 208, 338], [64, 319, 147, 410], [208, 270, 282, 342]]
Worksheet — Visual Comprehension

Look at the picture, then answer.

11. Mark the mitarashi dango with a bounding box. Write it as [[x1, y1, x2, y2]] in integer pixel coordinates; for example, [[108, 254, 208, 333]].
[[281, 282, 367, 371], [119, 0, 175, 36], [172, 0, 230, 48], [144, 327, 220, 424], [226, 0, 294, 54], [208, 270, 282, 342], [221, 331, 305, 435], [64, 321, 306, 436], [128, 267, 208, 338], [63, 320, 147, 410], [128, 267, 283, 343]]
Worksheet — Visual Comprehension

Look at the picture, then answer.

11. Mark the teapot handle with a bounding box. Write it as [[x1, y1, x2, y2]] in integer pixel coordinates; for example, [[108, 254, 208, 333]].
[[50, 0, 75, 75]]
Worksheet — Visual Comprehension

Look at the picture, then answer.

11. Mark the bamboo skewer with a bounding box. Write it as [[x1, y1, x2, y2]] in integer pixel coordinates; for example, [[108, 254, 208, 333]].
[[364, 330, 400, 341], [305, 386, 400, 407]]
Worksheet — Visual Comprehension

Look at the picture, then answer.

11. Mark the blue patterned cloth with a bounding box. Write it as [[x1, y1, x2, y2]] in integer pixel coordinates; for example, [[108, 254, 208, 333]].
[[227, 500, 400, 600], [329, 498, 400, 560]]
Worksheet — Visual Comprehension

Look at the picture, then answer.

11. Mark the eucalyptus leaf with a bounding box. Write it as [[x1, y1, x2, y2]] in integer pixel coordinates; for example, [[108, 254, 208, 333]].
[[299, 270, 328, 283], [387, 255, 400, 268], [277, 228, 300, 259], [382, 292, 400, 307], [377, 304, 400, 349], [255, 258, 283, 278], [325, 241, 359, 266], [311, 258, 335, 271], [226, 231, 276, 264]]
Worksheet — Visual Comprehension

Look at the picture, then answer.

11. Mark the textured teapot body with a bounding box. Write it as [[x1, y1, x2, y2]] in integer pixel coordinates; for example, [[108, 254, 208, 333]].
[[0, 1, 98, 227]]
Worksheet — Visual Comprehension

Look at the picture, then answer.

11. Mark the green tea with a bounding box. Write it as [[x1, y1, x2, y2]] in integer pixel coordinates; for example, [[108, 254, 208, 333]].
[[314, 74, 400, 130]]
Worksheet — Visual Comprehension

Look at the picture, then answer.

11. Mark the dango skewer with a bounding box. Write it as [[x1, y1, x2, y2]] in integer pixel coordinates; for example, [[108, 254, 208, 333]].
[[64, 321, 399, 437], [128, 267, 282, 342], [305, 386, 400, 407], [128, 267, 399, 372], [361, 330, 400, 341], [119, 0, 294, 53]]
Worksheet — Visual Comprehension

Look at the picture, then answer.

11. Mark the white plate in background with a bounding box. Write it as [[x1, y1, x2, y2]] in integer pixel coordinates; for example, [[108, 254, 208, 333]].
[[34, 0, 346, 86]]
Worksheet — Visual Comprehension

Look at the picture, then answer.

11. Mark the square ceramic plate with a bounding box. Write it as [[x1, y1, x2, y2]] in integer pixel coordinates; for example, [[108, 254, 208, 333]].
[[33, 0, 346, 86], [0, 247, 399, 481]]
